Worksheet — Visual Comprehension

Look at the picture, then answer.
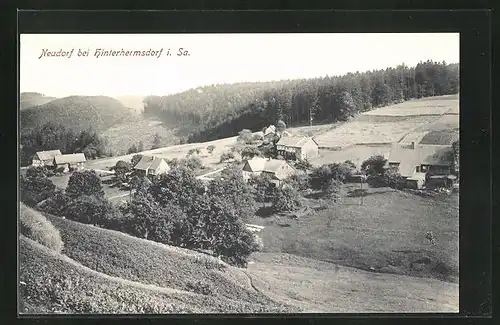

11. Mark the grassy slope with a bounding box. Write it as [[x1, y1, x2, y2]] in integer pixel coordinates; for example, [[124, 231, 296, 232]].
[[101, 117, 180, 156], [20, 92, 58, 110], [248, 252, 458, 313], [248, 185, 459, 284], [20, 96, 135, 132], [31, 213, 458, 313], [45, 214, 295, 311], [19, 236, 293, 314]]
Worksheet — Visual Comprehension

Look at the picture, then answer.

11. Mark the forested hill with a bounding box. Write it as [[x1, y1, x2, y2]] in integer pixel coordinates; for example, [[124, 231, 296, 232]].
[[20, 95, 135, 133], [143, 60, 459, 143], [20, 92, 58, 110]]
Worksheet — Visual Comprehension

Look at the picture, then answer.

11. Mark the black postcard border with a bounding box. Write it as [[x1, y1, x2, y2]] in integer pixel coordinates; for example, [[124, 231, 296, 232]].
[[5, 8, 494, 325]]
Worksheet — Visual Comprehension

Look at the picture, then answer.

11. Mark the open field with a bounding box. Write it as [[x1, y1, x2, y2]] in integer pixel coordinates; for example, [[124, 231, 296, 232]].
[[85, 136, 239, 171], [309, 145, 392, 167], [249, 252, 458, 313], [286, 95, 459, 149], [313, 116, 438, 148], [246, 185, 459, 284], [101, 117, 181, 156], [363, 94, 458, 116], [400, 114, 459, 145], [20, 210, 459, 313]]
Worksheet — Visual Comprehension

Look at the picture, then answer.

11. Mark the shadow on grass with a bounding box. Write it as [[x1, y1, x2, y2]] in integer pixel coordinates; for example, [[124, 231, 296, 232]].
[[255, 206, 275, 218], [346, 188, 395, 198]]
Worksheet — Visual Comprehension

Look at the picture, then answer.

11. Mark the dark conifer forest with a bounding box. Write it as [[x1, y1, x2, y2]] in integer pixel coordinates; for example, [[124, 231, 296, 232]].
[[143, 60, 459, 143]]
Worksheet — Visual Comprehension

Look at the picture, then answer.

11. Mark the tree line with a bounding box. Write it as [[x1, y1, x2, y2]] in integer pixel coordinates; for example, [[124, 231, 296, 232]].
[[20, 122, 108, 166], [143, 60, 459, 143]]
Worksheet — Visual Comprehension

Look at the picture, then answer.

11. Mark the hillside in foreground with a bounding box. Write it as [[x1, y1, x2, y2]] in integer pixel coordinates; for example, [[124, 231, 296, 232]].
[[20, 92, 58, 110], [19, 205, 458, 313], [20, 96, 136, 133]]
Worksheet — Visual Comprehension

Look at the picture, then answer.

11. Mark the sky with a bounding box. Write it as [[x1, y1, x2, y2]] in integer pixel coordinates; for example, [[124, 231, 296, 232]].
[[20, 33, 459, 98]]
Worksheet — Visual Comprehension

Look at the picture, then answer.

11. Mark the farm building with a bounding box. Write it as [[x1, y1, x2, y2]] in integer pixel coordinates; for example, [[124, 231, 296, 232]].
[[242, 157, 296, 186], [276, 136, 319, 161], [31, 150, 62, 167], [133, 155, 170, 176], [263, 125, 277, 142], [387, 142, 454, 189], [53, 153, 86, 172]]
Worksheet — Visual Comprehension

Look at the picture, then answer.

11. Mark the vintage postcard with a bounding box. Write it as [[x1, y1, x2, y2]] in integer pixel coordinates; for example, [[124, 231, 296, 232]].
[[19, 33, 460, 314]]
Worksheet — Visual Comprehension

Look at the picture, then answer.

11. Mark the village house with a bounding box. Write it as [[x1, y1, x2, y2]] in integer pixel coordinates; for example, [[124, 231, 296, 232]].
[[263, 125, 277, 142], [53, 153, 86, 172], [387, 142, 456, 189], [133, 155, 170, 176], [31, 150, 62, 167], [276, 136, 319, 161], [241, 157, 296, 186]]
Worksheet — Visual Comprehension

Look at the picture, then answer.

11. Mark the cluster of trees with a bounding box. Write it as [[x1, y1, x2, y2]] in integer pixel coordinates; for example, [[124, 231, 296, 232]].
[[20, 122, 108, 166], [143, 61, 459, 143], [361, 155, 401, 188], [21, 165, 262, 267]]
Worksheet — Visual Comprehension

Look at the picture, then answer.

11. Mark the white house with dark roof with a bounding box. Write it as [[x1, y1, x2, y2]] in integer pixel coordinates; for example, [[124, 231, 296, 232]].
[[133, 155, 170, 176], [387, 142, 455, 189], [31, 150, 62, 167], [53, 153, 86, 172], [241, 157, 296, 186], [276, 136, 319, 161]]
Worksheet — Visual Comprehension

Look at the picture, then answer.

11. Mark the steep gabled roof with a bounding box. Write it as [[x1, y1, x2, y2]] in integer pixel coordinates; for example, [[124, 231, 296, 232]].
[[134, 155, 168, 171], [35, 150, 62, 161], [54, 153, 86, 164], [134, 155, 155, 170], [277, 136, 317, 148], [243, 157, 295, 177]]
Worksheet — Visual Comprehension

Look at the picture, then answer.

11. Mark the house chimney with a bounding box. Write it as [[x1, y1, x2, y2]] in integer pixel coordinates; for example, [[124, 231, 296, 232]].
[[411, 142, 415, 150]]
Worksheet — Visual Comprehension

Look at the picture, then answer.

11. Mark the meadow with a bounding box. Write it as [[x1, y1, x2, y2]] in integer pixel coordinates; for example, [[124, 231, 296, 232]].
[[19, 206, 459, 313], [247, 184, 459, 284], [290, 95, 459, 149]]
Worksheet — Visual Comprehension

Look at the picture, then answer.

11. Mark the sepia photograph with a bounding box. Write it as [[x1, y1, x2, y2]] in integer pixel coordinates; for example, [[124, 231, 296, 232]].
[[19, 33, 460, 314]]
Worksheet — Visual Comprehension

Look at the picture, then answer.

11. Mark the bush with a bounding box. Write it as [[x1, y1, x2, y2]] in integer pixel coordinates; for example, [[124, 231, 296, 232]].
[[240, 145, 261, 160], [37, 192, 71, 216], [19, 204, 64, 253], [20, 171, 57, 207], [64, 195, 117, 226], [237, 129, 254, 144], [206, 145, 216, 154], [220, 151, 235, 163], [183, 156, 203, 170], [361, 155, 387, 177], [272, 185, 302, 213], [65, 170, 105, 199], [383, 167, 402, 188]]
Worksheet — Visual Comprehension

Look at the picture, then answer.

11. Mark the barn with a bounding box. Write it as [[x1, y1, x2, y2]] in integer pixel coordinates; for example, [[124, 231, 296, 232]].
[[276, 136, 319, 161], [241, 157, 296, 186], [387, 142, 455, 189], [31, 150, 62, 167], [53, 153, 86, 172]]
